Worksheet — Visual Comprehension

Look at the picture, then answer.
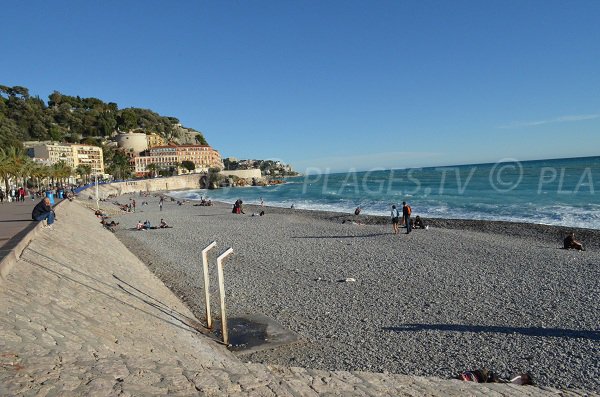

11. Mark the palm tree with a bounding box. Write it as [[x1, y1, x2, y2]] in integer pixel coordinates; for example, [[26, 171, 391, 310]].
[[18, 159, 37, 191], [146, 163, 158, 178], [29, 163, 48, 191], [76, 164, 92, 184], [0, 146, 29, 194], [108, 153, 132, 180], [51, 161, 72, 187]]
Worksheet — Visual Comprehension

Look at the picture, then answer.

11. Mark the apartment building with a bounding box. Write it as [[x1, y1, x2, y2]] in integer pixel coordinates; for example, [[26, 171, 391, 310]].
[[30, 142, 104, 175], [133, 145, 222, 176], [147, 133, 165, 148]]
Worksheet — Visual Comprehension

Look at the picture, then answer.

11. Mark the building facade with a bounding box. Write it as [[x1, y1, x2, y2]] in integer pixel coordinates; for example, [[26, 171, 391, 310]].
[[72, 144, 104, 175], [133, 145, 222, 176], [147, 133, 165, 148], [30, 142, 104, 175]]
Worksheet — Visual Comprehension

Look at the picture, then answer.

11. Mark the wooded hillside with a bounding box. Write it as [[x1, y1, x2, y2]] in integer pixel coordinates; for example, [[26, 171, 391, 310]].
[[0, 84, 207, 149]]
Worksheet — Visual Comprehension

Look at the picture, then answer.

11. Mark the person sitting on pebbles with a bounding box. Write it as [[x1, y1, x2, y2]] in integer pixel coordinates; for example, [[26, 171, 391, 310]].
[[159, 218, 172, 228], [564, 232, 585, 251]]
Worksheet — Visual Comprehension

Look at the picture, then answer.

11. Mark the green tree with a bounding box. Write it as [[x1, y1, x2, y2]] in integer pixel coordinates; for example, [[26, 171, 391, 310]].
[[0, 146, 28, 193], [194, 133, 208, 145], [76, 164, 92, 184], [146, 163, 158, 178], [181, 160, 195, 173], [51, 161, 72, 186], [117, 108, 138, 131], [107, 151, 132, 180]]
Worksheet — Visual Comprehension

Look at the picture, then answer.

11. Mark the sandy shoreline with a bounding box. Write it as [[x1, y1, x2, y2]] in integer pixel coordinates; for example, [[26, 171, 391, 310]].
[[102, 193, 599, 391]]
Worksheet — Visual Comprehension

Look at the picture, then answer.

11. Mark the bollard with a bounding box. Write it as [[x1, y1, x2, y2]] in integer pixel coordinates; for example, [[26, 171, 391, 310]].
[[201, 241, 217, 328], [217, 247, 234, 345]]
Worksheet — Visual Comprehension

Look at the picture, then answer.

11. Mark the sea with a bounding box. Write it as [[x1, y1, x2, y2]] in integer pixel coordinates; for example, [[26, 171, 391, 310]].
[[171, 156, 600, 230]]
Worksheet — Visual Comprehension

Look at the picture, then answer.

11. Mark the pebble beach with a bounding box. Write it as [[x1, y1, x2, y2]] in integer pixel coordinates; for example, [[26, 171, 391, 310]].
[[107, 193, 600, 392]]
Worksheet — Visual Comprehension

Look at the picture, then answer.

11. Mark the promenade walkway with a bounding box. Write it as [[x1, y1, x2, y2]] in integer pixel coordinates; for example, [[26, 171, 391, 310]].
[[0, 199, 41, 281], [0, 199, 595, 396]]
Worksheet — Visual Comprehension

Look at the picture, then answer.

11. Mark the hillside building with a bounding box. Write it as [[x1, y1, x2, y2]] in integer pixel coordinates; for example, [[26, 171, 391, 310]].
[[29, 142, 105, 175], [133, 144, 222, 176]]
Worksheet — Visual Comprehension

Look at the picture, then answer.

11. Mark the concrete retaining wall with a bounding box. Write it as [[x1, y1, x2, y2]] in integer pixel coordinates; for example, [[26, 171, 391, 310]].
[[93, 175, 202, 198], [219, 169, 262, 180]]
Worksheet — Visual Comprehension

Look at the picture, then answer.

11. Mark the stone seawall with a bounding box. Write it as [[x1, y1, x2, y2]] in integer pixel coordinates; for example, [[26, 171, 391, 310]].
[[93, 175, 202, 198]]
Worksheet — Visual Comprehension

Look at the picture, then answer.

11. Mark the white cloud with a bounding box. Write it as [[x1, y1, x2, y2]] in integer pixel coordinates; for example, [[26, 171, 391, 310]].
[[499, 114, 599, 129]]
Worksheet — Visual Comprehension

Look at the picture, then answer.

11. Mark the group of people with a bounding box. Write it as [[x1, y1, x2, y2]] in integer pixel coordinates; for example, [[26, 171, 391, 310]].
[[136, 218, 171, 230], [1, 186, 73, 203], [25, 192, 589, 253], [193, 197, 213, 206], [391, 201, 416, 234], [0, 187, 28, 202]]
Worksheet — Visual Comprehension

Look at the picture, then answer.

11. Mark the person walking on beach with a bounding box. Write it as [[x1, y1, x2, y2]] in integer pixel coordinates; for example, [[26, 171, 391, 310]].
[[159, 196, 164, 211], [132, 199, 136, 212], [391, 205, 400, 234], [402, 201, 412, 234]]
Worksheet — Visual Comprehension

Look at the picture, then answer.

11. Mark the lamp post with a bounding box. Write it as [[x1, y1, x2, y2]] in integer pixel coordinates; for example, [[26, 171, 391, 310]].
[[95, 173, 99, 211]]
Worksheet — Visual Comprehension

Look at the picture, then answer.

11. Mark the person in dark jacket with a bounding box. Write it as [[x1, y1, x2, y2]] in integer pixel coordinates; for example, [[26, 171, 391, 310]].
[[564, 232, 584, 251], [32, 197, 55, 226]]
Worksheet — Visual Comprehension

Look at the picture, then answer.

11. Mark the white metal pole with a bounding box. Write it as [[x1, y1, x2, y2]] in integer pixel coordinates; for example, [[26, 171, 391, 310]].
[[217, 247, 234, 345], [201, 241, 217, 328]]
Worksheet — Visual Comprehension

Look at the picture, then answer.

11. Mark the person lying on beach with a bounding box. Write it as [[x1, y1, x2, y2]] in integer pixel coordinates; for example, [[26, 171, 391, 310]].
[[101, 219, 119, 232], [193, 199, 213, 206], [342, 219, 364, 225], [564, 232, 585, 251], [136, 221, 144, 231]]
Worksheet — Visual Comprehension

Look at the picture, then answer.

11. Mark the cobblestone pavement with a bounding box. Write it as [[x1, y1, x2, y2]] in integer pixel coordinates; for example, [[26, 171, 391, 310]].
[[0, 200, 595, 396]]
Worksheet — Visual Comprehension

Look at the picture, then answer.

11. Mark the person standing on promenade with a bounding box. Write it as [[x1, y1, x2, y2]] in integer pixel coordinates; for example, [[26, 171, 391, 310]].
[[0, 188, 4, 203], [391, 205, 400, 234], [402, 201, 412, 234], [32, 197, 55, 228]]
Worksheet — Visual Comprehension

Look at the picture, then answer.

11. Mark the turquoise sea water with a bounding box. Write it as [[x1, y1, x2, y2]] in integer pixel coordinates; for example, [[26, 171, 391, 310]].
[[172, 156, 600, 229]]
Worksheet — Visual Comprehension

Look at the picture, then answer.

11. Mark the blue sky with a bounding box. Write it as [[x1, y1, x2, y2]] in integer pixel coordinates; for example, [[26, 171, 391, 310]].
[[2, 0, 599, 172]]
